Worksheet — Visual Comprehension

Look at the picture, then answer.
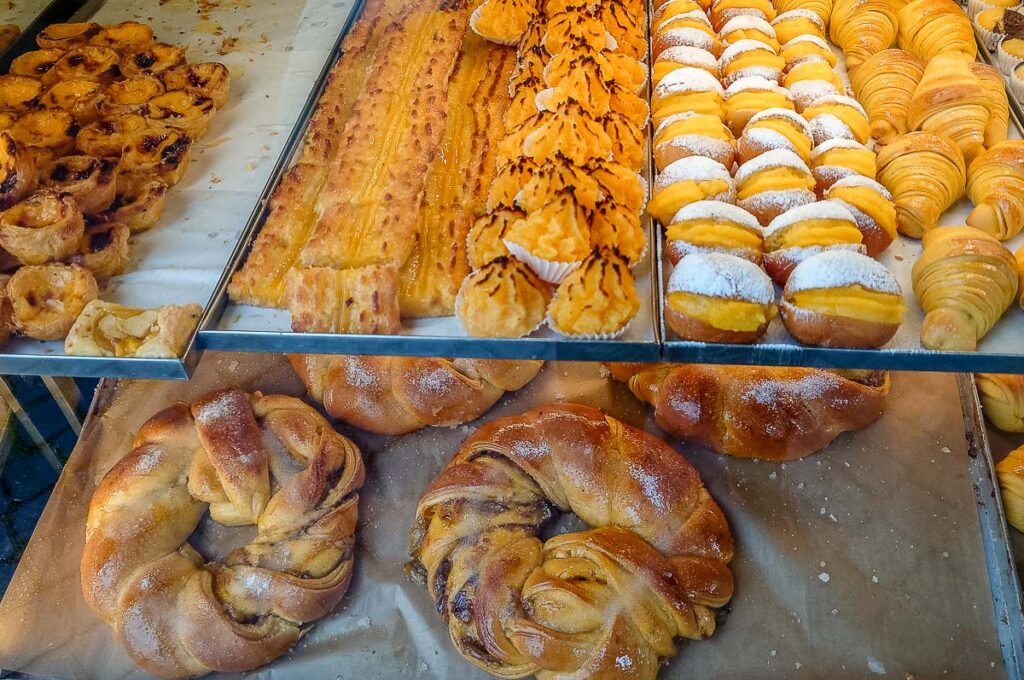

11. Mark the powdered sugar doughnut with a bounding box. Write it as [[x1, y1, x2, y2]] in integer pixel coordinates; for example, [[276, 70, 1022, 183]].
[[734, 148, 815, 224], [718, 39, 784, 87], [737, 107, 813, 164], [649, 156, 735, 224], [724, 75, 794, 135], [761, 199, 866, 284], [826, 175, 897, 256], [810, 138, 876, 195], [665, 200, 764, 264]]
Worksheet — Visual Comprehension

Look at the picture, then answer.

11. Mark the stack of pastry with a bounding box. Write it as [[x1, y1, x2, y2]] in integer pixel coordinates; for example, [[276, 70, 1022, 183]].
[[456, 0, 648, 338], [0, 21, 228, 354]]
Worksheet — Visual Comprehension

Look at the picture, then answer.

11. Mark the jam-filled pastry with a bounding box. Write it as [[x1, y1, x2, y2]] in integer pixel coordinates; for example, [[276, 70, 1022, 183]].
[[913, 227, 1018, 351], [665, 251, 777, 343], [775, 0, 833, 25], [0, 132, 37, 210], [830, 0, 899, 76], [724, 76, 794, 136], [737, 107, 812, 164], [771, 9, 826, 43], [65, 300, 201, 358], [654, 111, 736, 171], [735, 147, 816, 225], [648, 156, 735, 225], [0, 190, 85, 265], [781, 249, 904, 348], [967, 141, 1024, 241], [36, 22, 99, 50], [709, 0, 776, 32], [589, 199, 646, 264], [65, 221, 130, 280], [654, 9, 718, 57], [907, 53, 990, 165], [652, 67, 726, 125], [802, 94, 870, 146], [40, 155, 117, 215], [456, 257, 551, 337], [810, 139, 877, 195], [100, 75, 166, 117], [825, 175, 897, 256], [105, 172, 167, 232], [143, 90, 217, 139], [8, 263, 98, 340], [10, 49, 63, 80], [665, 200, 763, 264], [90, 21, 154, 52], [43, 46, 121, 87], [504, 190, 593, 282], [515, 156, 602, 211], [0, 76, 42, 113], [654, 45, 719, 86], [875, 131, 966, 238], [470, 0, 538, 45], [119, 128, 193, 187], [542, 10, 612, 55], [39, 79, 104, 125], [896, 0, 975, 62], [848, 48, 924, 147], [119, 42, 187, 78], [547, 248, 639, 337], [469, 209, 522, 268], [718, 39, 784, 87], [8, 109, 79, 159], [76, 113, 151, 157], [718, 16, 781, 51], [762, 199, 865, 284], [161, 62, 231, 109], [587, 157, 648, 212]]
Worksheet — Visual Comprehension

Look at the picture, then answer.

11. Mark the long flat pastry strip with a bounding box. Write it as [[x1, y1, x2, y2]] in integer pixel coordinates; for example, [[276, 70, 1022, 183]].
[[284, 264, 401, 334]]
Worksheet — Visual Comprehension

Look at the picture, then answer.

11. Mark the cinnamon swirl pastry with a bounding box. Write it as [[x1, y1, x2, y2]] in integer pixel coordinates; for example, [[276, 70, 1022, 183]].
[[119, 128, 192, 186], [40, 155, 117, 214], [160, 62, 231, 109], [105, 172, 167, 232], [0, 190, 84, 265], [8, 263, 98, 340]]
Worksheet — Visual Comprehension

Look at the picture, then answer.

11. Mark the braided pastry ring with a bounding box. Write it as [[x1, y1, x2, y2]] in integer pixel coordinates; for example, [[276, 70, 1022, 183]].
[[81, 388, 365, 678], [409, 403, 734, 679]]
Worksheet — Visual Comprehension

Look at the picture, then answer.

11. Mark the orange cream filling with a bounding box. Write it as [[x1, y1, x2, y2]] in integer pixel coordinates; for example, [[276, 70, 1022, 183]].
[[653, 92, 725, 121], [666, 221, 763, 250], [648, 179, 731, 224], [767, 220, 863, 249], [828, 186, 897, 239], [723, 51, 785, 78], [749, 118, 811, 160], [815, 148, 875, 177], [780, 42, 835, 66], [668, 291, 777, 331], [774, 18, 821, 44], [722, 30, 779, 50], [727, 92, 794, 117], [738, 167, 813, 199], [713, 0, 772, 12], [789, 285, 905, 324], [654, 114, 730, 146], [659, 17, 716, 36], [803, 103, 869, 142], [785, 61, 842, 88]]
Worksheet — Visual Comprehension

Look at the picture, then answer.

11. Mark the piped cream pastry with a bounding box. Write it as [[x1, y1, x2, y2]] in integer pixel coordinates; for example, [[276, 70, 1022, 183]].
[[718, 39, 785, 87], [468, 209, 522, 268], [802, 94, 870, 146], [504, 190, 593, 282], [652, 67, 726, 125], [589, 199, 647, 264], [737, 107, 813, 164], [653, 111, 736, 171], [665, 200, 764, 264], [654, 46, 719, 86], [456, 257, 552, 337], [542, 10, 613, 55], [718, 16, 780, 51], [517, 102, 614, 166], [724, 76, 795, 137], [762, 199, 866, 284], [825, 175, 897, 256], [547, 248, 639, 337], [735, 148, 817, 224], [810, 138, 877, 195], [648, 156, 735, 225], [771, 9, 826, 43], [514, 156, 603, 211], [779, 34, 836, 69], [487, 156, 540, 211]]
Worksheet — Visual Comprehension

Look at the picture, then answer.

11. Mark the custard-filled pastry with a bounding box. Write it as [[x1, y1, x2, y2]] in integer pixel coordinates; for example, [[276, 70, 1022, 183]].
[[652, 0, 704, 24], [875, 131, 966, 238], [825, 175, 897, 256], [779, 34, 836, 69], [10, 49, 63, 80], [718, 16, 780, 51], [971, 63, 1010, 149], [718, 39, 784, 87], [912, 226, 1018, 351], [774, 0, 833, 25], [8, 109, 79, 158], [548, 248, 639, 337], [456, 257, 551, 337], [648, 156, 735, 225], [514, 155, 602, 211], [76, 113, 151, 157], [161, 62, 231, 109], [666, 200, 763, 264], [810, 139, 877, 195], [781, 249, 904, 348], [997, 446, 1024, 532], [587, 157, 648, 213], [470, 0, 538, 45], [36, 22, 98, 50], [65, 300, 201, 358], [783, 60, 843, 111], [654, 111, 736, 171], [724, 76, 794, 136], [143, 90, 217, 139], [897, 0, 976, 62], [734, 147, 816, 224], [119, 42, 187, 78], [468, 209, 521, 268], [908, 53, 990, 164], [762, 199, 865, 283], [976, 373, 1024, 433], [39, 79, 104, 125], [105, 172, 167, 232], [90, 21, 154, 51], [8, 263, 98, 340], [41, 155, 117, 215], [0, 190, 84, 265], [65, 221, 130, 280], [654, 45, 719, 87], [665, 251, 777, 343], [119, 128, 193, 187], [738, 107, 813, 164], [504, 190, 593, 281], [100, 75, 166, 117], [651, 67, 725, 125], [966, 141, 1024, 241], [848, 48, 924, 146], [802, 94, 870, 146], [830, 0, 899, 75], [588, 199, 647, 264], [0, 76, 41, 113], [654, 9, 718, 57], [43, 46, 121, 87], [772, 9, 826, 43], [709, 0, 776, 32], [0, 132, 37, 210]]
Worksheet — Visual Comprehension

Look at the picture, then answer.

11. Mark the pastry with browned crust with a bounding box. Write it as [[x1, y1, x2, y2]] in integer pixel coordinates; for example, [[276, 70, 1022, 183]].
[[284, 264, 402, 335], [8, 263, 97, 340], [65, 300, 201, 358]]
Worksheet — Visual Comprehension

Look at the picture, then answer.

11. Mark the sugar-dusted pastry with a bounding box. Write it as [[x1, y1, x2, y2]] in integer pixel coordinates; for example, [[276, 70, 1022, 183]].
[[40, 156, 117, 215], [907, 53, 991, 164], [718, 16, 780, 51], [972, 63, 1010, 149], [65, 300, 201, 358], [653, 0, 704, 25], [781, 249, 904, 348], [762, 199, 865, 283], [160, 62, 231, 109], [849, 48, 924, 146], [457, 257, 551, 337], [897, 0, 976, 62], [734, 148, 816, 224], [503, 190, 592, 282], [802, 94, 870, 146], [654, 46, 719, 87], [772, 9, 826, 43], [119, 128, 193, 186], [8, 109, 79, 159], [783, 58, 843, 110], [0, 190, 84, 266], [810, 139, 876, 195], [468, 209, 520, 268], [285, 264, 402, 335], [718, 39, 784, 87], [875, 131, 966, 238], [665, 251, 777, 343], [830, 0, 899, 76], [648, 156, 735, 225], [653, 9, 717, 57], [76, 113, 152, 157], [654, 111, 736, 171], [8, 263, 98, 340], [0, 76, 42, 113], [651, 67, 725, 124], [709, 0, 776, 32], [665, 200, 763, 264], [514, 156, 602, 211], [105, 172, 167, 232], [548, 249, 639, 337], [39, 79, 105, 125], [724, 76, 794, 136], [119, 42, 187, 78], [913, 227, 1019, 351], [143, 90, 217, 139], [100, 75, 166, 117], [589, 199, 647, 264], [825, 175, 897, 256], [0, 132, 37, 210], [779, 34, 836, 69], [967, 141, 1024, 241], [67, 221, 130, 280], [976, 373, 1024, 433], [10, 49, 63, 80], [737, 107, 812, 164], [43, 46, 121, 87]]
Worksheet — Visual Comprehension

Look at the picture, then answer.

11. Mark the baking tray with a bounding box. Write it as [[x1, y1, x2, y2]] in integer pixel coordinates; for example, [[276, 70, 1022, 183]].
[[662, 38, 1024, 372], [0, 354, 1017, 678], [0, 0, 359, 378]]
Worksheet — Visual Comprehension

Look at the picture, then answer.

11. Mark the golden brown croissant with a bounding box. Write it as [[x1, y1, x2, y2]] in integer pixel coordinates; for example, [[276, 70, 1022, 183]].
[[897, 0, 976, 62], [875, 132, 966, 238], [996, 445, 1024, 532], [972, 63, 1009, 149], [908, 54, 991, 164], [849, 49, 924, 146], [976, 373, 1024, 433], [966, 141, 1024, 241], [912, 227, 1019, 351], [82, 389, 365, 678], [829, 0, 898, 75], [288, 354, 542, 434], [614, 363, 889, 460], [409, 403, 734, 679]]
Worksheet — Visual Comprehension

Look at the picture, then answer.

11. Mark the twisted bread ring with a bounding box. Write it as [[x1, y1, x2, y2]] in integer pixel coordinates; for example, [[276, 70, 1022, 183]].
[[409, 403, 733, 679], [81, 388, 365, 678]]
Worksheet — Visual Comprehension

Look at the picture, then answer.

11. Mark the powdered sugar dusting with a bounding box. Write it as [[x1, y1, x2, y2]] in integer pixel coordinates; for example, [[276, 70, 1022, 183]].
[[719, 39, 779, 66], [655, 66, 724, 96], [812, 137, 870, 161], [658, 134, 734, 160], [743, 127, 801, 154], [719, 15, 777, 37], [782, 34, 829, 50], [785, 249, 901, 295], [772, 9, 825, 30], [656, 45, 718, 70], [671, 200, 760, 229], [344, 356, 379, 389], [657, 27, 716, 52], [657, 155, 732, 189], [808, 114, 855, 146], [828, 174, 892, 200], [806, 94, 867, 118], [789, 79, 842, 109], [627, 461, 669, 511], [746, 107, 812, 135], [669, 252, 775, 302], [735, 148, 810, 184], [723, 66, 782, 86], [656, 8, 712, 32], [764, 199, 857, 237], [725, 75, 792, 97]]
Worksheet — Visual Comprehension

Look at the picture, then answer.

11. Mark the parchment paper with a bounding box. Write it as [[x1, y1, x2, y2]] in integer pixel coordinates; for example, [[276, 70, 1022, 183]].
[[0, 355, 1008, 678]]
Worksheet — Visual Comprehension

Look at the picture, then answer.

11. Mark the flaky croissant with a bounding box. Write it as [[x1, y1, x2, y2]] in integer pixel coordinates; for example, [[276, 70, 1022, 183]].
[[829, 0, 898, 75], [849, 49, 924, 146], [966, 141, 1024, 241], [976, 373, 1024, 433], [972, 63, 1009, 149], [912, 227, 1019, 351], [897, 0, 976, 62], [612, 363, 890, 461], [997, 445, 1024, 533], [908, 54, 991, 164], [875, 132, 965, 238]]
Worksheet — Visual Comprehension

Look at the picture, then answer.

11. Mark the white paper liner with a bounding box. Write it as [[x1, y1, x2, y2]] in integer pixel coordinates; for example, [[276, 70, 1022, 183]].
[[975, 21, 1003, 51], [998, 39, 1024, 73], [545, 310, 633, 339], [1012, 70, 1024, 102], [503, 239, 583, 284], [453, 278, 547, 339]]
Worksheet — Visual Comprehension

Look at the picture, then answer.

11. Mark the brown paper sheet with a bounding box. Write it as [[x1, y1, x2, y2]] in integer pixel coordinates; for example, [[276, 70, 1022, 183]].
[[0, 354, 1007, 678]]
